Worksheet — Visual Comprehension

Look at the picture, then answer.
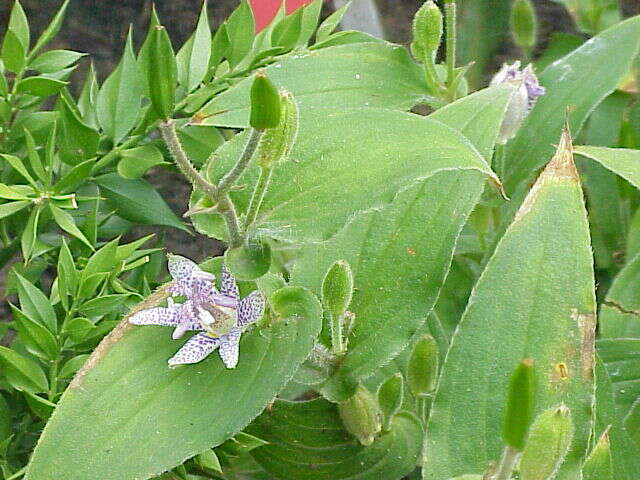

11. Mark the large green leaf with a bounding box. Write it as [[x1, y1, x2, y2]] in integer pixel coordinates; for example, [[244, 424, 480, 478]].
[[288, 88, 512, 400], [193, 108, 497, 244], [194, 42, 426, 127], [25, 286, 322, 480], [503, 15, 640, 196], [424, 130, 596, 479], [247, 398, 422, 480], [593, 356, 640, 480], [599, 253, 640, 338]]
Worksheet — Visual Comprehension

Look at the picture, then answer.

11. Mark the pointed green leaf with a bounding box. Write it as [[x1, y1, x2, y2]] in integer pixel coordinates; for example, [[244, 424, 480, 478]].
[[598, 253, 640, 338], [7, 1, 29, 50], [11, 305, 59, 361], [59, 96, 100, 164], [195, 43, 426, 127], [15, 272, 57, 332], [96, 30, 141, 143], [49, 204, 94, 250], [23, 129, 49, 186], [0, 347, 48, 394], [0, 200, 30, 219], [225, 0, 255, 68], [78, 61, 99, 127], [25, 286, 321, 480], [57, 238, 77, 310], [29, 49, 84, 73], [1, 29, 26, 73], [247, 398, 422, 480], [1, 153, 37, 187], [424, 130, 596, 479], [176, 0, 211, 92], [95, 173, 187, 231], [30, 0, 70, 58], [116, 144, 166, 179], [16, 76, 67, 97], [574, 145, 640, 190], [21, 204, 41, 261], [316, 1, 351, 42]]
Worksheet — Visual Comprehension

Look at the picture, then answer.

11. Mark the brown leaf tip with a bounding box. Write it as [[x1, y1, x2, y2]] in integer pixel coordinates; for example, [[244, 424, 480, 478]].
[[545, 125, 578, 181]]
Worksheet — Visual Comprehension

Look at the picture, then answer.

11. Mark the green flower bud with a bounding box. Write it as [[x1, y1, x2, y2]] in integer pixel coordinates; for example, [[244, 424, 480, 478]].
[[257, 89, 299, 168], [407, 334, 439, 397], [249, 70, 281, 130], [224, 237, 271, 280], [519, 404, 574, 480], [411, 1, 443, 61], [377, 373, 404, 431], [338, 384, 382, 446], [582, 429, 612, 480], [321, 260, 354, 319], [502, 358, 535, 450], [510, 0, 537, 51]]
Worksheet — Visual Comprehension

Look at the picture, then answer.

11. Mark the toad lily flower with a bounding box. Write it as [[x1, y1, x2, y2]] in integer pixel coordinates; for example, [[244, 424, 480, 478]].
[[490, 61, 545, 144], [129, 255, 265, 369]]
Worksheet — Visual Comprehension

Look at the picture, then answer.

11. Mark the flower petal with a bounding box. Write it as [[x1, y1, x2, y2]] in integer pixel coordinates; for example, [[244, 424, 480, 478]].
[[129, 306, 181, 327], [219, 329, 241, 368], [168, 333, 220, 366], [238, 291, 265, 327], [220, 265, 239, 299], [167, 254, 200, 283]]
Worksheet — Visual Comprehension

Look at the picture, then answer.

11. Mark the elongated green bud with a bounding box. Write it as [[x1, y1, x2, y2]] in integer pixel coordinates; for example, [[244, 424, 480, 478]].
[[581, 429, 612, 480], [407, 334, 439, 397], [502, 358, 535, 450], [510, 0, 537, 51], [377, 373, 404, 431], [146, 25, 177, 119], [249, 71, 281, 129], [321, 260, 354, 318], [411, 1, 443, 61], [257, 90, 299, 168], [338, 384, 382, 446], [519, 404, 574, 480]]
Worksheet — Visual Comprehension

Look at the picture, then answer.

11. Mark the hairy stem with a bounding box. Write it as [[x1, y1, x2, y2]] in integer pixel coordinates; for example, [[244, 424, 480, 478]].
[[245, 166, 273, 228], [217, 127, 263, 194], [329, 311, 345, 355], [217, 193, 243, 248], [159, 119, 218, 201], [444, 0, 457, 99], [493, 445, 520, 480]]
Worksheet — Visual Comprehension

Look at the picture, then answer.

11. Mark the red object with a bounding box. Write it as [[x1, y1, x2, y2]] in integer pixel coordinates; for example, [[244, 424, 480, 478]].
[[249, 0, 318, 32]]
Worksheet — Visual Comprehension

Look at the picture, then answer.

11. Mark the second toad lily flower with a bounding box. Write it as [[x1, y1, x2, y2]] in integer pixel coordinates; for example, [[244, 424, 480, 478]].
[[129, 256, 265, 369], [490, 61, 546, 144]]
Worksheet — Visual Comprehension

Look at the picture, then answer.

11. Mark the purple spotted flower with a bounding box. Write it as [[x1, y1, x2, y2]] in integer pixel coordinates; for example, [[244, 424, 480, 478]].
[[490, 61, 545, 144], [129, 255, 265, 369]]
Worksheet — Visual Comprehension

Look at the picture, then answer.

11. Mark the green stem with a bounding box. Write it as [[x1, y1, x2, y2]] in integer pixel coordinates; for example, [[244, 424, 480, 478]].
[[329, 311, 344, 355], [493, 445, 520, 480], [444, 0, 457, 98], [159, 120, 218, 201], [48, 357, 59, 401], [217, 193, 243, 248], [5, 466, 27, 480], [423, 54, 446, 97], [416, 394, 432, 425], [245, 166, 273, 228], [217, 128, 263, 194]]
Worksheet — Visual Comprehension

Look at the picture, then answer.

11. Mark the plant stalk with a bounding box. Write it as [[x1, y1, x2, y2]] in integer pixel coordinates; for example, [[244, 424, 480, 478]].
[[444, 0, 457, 98], [217, 193, 243, 248], [217, 127, 263, 194], [329, 311, 345, 355], [245, 166, 273, 228], [159, 120, 218, 201], [493, 445, 520, 480]]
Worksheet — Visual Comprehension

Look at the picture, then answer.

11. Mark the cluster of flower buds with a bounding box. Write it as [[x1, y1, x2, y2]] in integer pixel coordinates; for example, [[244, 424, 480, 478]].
[[129, 254, 265, 369]]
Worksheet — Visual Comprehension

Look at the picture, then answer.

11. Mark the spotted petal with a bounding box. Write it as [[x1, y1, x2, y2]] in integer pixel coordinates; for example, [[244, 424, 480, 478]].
[[238, 291, 265, 327], [220, 265, 239, 299], [219, 329, 241, 369], [129, 306, 181, 327], [168, 333, 220, 366]]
